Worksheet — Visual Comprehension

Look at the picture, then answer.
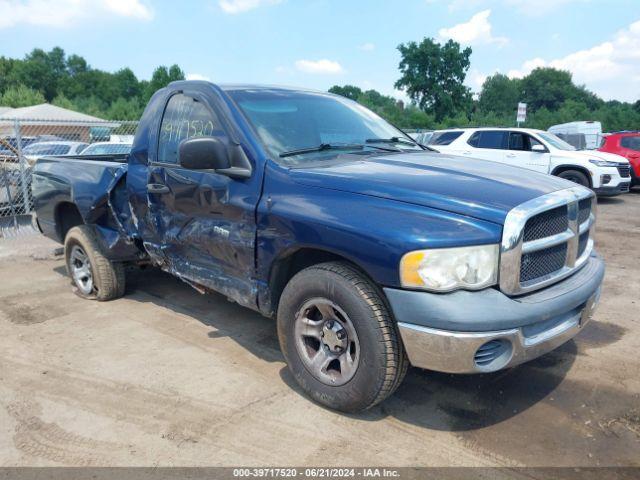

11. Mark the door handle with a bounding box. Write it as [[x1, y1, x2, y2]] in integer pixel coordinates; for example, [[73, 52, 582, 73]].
[[506, 153, 516, 158], [147, 183, 170, 194]]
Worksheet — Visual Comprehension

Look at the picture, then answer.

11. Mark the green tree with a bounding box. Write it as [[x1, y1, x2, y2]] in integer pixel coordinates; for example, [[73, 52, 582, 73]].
[[395, 38, 472, 122], [71, 96, 109, 118], [0, 56, 17, 95], [145, 65, 185, 101], [0, 85, 46, 107], [52, 94, 77, 110], [10, 47, 69, 101], [329, 85, 363, 101], [477, 73, 521, 117], [520, 67, 599, 112], [66, 54, 88, 76], [107, 97, 143, 120], [113, 68, 141, 99]]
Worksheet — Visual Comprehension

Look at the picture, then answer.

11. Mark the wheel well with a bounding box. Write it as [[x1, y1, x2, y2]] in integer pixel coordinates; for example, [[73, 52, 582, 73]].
[[55, 202, 84, 242], [268, 248, 361, 313], [552, 165, 592, 188]]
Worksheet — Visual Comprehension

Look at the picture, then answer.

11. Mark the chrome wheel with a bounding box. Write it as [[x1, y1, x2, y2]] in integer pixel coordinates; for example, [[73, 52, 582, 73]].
[[69, 245, 94, 295], [294, 298, 360, 386]]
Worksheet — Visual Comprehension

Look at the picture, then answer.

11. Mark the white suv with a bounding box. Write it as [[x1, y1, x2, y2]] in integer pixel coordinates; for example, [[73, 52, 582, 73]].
[[429, 128, 631, 196]]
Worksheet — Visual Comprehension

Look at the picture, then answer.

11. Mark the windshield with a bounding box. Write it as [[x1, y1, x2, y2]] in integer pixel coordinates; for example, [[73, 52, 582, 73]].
[[24, 143, 71, 155], [227, 89, 421, 165], [537, 132, 576, 151], [83, 143, 132, 155]]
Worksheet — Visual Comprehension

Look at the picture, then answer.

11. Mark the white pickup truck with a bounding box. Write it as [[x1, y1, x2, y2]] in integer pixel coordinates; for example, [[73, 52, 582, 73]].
[[430, 127, 631, 196]]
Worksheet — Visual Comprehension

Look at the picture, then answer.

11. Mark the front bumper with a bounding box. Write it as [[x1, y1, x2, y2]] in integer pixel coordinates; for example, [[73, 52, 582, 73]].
[[594, 182, 630, 196], [385, 254, 604, 374]]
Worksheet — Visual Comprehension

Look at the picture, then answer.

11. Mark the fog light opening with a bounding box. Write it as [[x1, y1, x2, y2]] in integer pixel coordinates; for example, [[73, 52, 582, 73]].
[[601, 174, 612, 185], [474, 339, 513, 371]]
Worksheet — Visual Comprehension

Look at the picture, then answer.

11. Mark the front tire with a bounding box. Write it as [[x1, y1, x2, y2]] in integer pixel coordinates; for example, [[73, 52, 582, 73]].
[[557, 169, 590, 187], [277, 262, 408, 412], [64, 225, 125, 301]]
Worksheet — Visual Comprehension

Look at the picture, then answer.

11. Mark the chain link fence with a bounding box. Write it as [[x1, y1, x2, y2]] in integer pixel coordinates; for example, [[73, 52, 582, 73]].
[[0, 118, 138, 237]]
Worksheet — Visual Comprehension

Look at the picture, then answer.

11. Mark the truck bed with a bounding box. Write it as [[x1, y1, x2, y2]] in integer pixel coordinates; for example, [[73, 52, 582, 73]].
[[31, 155, 135, 259]]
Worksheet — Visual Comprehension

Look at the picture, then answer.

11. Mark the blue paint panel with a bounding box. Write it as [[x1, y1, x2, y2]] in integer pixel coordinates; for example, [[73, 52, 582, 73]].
[[257, 161, 503, 289]]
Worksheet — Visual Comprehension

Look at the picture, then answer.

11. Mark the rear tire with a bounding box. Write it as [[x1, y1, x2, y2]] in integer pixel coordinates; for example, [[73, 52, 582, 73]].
[[557, 169, 590, 187], [64, 225, 125, 301], [277, 261, 408, 412]]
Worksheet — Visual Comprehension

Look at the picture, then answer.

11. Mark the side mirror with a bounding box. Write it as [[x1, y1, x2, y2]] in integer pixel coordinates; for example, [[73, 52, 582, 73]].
[[531, 144, 547, 153], [178, 136, 231, 170]]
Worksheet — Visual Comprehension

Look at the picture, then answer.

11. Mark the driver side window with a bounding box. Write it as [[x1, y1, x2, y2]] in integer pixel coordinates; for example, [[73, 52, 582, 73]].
[[508, 132, 527, 151], [508, 133, 546, 152], [158, 93, 223, 164]]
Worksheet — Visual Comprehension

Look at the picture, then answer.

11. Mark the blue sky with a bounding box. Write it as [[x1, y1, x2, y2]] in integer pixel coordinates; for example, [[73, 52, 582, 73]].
[[1, 0, 639, 102]]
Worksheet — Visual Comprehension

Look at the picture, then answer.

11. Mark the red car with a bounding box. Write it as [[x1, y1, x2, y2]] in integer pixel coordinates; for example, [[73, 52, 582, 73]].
[[599, 131, 640, 186]]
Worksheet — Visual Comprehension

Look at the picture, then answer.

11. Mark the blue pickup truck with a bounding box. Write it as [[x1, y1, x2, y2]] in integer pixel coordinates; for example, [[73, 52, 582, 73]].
[[32, 81, 604, 412]]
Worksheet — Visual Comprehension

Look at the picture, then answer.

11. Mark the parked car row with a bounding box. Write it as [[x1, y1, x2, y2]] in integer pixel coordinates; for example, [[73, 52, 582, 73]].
[[2, 139, 134, 165], [1, 137, 133, 214], [424, 127, 632, 196], [544, 121, 639, 188]]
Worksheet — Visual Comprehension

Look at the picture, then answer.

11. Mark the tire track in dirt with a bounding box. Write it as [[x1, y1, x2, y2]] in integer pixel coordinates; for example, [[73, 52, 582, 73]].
[[1, 357, 287, 454], [6, 400, 117, 465]]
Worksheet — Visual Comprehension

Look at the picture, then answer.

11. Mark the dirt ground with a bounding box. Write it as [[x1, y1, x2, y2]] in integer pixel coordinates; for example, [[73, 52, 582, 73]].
[[0, 192, 639, 468]]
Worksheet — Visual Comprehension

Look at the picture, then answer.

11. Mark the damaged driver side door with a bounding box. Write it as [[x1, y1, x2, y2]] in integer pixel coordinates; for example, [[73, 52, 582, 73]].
[[146, 90, 258, 309]]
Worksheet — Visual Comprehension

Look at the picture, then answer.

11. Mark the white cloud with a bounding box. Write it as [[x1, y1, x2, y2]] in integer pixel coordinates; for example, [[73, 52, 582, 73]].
[[186, 73, 211, 81], [294, 59, 344, 75], [103, 0, 152, 20], [218, 0, 281, 14], [507, 19, 640, 101], [0, 0, 153, 28], [438, 9, 508, 46], [507, 57, 546, 79], [358, 42, 375, 51]]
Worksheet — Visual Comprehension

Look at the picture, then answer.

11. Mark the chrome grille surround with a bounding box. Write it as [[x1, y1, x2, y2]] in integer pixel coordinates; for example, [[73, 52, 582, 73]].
[[500, 186, 596, 296]]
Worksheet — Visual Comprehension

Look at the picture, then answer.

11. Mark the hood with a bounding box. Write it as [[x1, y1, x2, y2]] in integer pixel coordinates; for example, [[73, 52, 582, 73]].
[[557, 149, 629, 164], [290, 152, 573, 225]]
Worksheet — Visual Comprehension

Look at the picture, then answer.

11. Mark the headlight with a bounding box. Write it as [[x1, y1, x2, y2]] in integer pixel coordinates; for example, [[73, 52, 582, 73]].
[[400, 244, 499, 292], [589, 159, 620, 167]]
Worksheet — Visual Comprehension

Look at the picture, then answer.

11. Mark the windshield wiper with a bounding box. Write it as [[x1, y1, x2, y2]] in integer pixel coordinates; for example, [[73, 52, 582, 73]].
[[279, 143, 364, 158], [366, 136, 418, 147]]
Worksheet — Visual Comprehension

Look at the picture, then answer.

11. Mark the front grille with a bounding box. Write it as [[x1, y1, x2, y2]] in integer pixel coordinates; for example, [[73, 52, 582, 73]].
[[520, 243, 568, 283], [500, 187, 596, 295], [523, 206, 568, 242], [617, 165, 631, 178], [578, 231, 590, 258], [578, 198, 591, 224]]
